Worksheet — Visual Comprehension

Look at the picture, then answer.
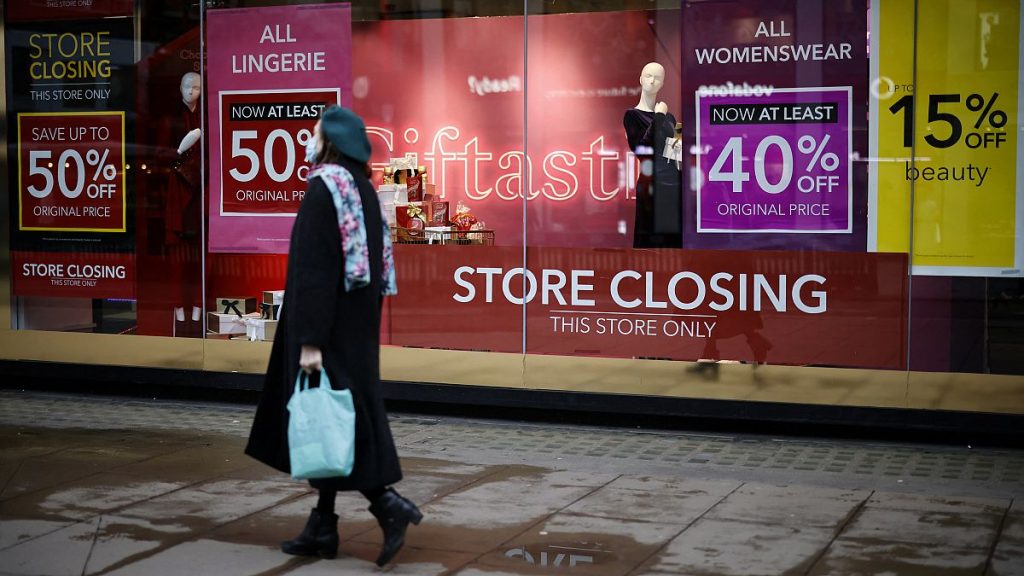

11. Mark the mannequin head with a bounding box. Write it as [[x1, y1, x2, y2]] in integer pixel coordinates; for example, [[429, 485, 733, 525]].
[[639, 62, 665, 96], [180, 72, 201, 108]]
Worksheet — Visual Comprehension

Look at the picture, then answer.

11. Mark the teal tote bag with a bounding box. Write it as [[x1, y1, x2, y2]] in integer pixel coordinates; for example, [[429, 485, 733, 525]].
[[286, 370, 356, 480]]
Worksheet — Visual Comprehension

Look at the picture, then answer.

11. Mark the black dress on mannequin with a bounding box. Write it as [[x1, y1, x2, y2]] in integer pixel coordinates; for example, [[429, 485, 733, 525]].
[[623, 108, 682, 248]]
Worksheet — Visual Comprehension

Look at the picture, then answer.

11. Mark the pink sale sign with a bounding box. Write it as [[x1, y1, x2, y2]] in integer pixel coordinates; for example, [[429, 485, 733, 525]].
[[206, 4, 351, 254]]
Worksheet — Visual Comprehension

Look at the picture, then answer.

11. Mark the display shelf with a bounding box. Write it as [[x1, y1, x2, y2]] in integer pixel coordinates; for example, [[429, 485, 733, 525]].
[[392, 227, 495, 246]]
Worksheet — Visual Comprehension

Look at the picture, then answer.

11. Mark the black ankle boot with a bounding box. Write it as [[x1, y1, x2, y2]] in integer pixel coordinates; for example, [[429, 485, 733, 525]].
[[368, 488, 423, 566], [281, 508, 339, 559]]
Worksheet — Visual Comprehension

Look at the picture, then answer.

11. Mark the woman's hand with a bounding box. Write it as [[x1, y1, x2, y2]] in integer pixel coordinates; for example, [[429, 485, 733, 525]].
[[654, 101, 669, 114], [299, 345, 323, 374]]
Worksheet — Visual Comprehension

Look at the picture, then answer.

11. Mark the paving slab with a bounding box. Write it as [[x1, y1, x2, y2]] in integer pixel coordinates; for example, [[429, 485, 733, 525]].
[[280, 541, 476, 575], [0, 429, 191, 502], [636, 517, 835, 576], [0, 463, 18, 497], [704, 483, 869, 527], [864, 490, 1010, 514], [476, 512, 685, 575], [0, 429, 84, 460], [209, 491, 376, 548], [0, 514, 193, 576], [563, 484, 726, 525], [1, 455, 117, 502], [354, 467, 600, 553], [392, 467, 505, 507], [0, 517, 74, 551], [102, 538, 291, 576], [0, 473, 189, 521], [399, 457, 501, 478], [0, 516, 107, 576], [116, 478, 308, 533], [605, 475, 740, 496], [807, 538, 988, 575], [111, 438, 253, 482], [840, 506, 1003, 549], [989, 513, 1024, 576]]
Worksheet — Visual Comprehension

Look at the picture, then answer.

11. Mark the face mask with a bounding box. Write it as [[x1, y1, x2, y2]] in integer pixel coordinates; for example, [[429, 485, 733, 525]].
[[304, 134, 319, 164]]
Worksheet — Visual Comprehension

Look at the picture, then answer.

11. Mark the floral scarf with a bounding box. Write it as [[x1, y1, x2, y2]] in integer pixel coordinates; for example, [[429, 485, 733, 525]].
[[309, 164, 397, 296]]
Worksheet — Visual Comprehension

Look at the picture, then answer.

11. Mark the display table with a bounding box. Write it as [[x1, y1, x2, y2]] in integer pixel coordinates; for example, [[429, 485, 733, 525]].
[[392, 227, 495, 246]]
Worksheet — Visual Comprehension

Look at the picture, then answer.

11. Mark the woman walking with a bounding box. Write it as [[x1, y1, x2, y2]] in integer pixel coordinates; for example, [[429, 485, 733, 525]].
[[245, 105, 421, 566]]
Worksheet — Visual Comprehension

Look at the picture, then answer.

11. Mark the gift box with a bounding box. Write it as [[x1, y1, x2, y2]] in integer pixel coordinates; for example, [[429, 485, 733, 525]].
[[406, 172, 423, 202], [245, 318, 278, 341], [377, 186, 399, 227], [426, 201, 449, 227], [215, 296, 256, 316], [260, 302, 282, 320], [207, 312, 246, 335], [396, 203, 426, 240], [389, 155, 417, 185], [261, 290, 284, 320]]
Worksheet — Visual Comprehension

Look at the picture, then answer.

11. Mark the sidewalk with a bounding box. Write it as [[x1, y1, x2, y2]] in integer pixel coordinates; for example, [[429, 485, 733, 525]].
[[0, 389, 1021, 575]]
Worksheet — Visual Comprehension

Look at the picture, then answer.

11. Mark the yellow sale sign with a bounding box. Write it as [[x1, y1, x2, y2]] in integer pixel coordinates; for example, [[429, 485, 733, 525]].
[[870, 0, 1023, 276]]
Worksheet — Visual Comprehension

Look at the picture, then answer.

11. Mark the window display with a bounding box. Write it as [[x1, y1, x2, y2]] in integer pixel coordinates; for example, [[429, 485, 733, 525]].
[[2, 0, 1023, 417]]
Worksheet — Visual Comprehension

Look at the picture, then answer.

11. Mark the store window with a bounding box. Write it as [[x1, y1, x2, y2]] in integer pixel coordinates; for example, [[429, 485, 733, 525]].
[[3, 0, 1023, 393]]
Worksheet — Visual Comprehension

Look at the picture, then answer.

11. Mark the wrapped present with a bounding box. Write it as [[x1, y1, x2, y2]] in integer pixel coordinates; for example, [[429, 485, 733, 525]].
[[377, 185, 399, 227], [451, 201, 478, 231], [426, 201, 449, 227], [244, 318, 278, 341], [262, 290, 284, 305], [389, 155, 417, 185], [396, 203, 426, 240], [406, 171, 423, 202], [423, 184, 437, 201], [260, 302, 282, 320], [215, 296, 256, 317], [207, 312, 246, 335], [451, 201, 481, 239]]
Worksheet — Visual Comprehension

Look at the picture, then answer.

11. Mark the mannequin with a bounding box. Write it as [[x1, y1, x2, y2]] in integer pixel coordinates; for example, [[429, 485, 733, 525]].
[[166, 72, 203, 335], [623, 62, 682, 248]]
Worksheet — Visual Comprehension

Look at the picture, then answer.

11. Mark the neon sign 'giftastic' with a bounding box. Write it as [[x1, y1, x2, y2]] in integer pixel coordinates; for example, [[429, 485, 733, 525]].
[[365, 125, 638, 202]]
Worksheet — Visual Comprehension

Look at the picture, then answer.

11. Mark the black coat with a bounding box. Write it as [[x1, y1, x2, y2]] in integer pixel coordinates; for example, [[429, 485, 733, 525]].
[[245, 159, 402, 491]]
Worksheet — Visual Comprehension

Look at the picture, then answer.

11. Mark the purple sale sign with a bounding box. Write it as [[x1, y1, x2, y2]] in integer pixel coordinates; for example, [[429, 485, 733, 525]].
[[680, 0, 868, 251], [696, 87, 852, 233]]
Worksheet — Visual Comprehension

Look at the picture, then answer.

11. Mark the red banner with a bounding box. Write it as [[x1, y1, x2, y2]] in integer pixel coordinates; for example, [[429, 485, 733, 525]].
[[219, 90, 337, 215], [12, 251, 135, 299], [389, 246, 908, 370], [17, 112, 126, 232]]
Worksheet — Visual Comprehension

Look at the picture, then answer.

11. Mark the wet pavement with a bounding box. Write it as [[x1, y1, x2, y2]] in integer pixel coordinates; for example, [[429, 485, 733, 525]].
[[0, 390, 1021, 575]]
